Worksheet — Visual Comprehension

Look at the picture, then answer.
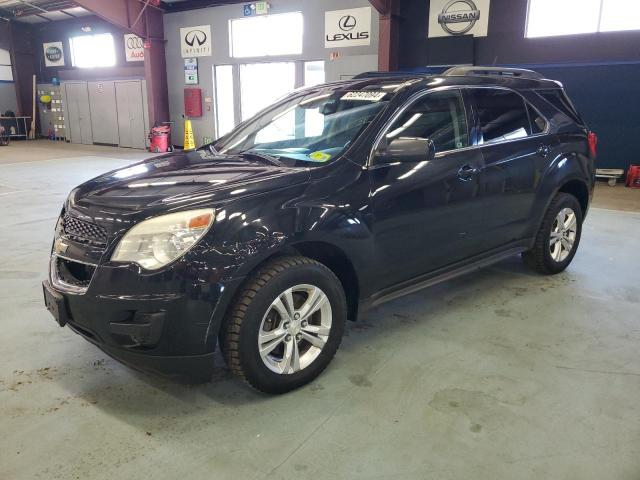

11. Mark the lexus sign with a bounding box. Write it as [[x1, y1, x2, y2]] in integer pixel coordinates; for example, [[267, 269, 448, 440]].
[[325, 7, 371, 48], [180, 25, 212, 58], [428, 0, 491, 38]]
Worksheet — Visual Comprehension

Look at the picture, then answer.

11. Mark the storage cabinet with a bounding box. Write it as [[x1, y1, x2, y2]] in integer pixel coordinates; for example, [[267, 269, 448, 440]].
[[61, 79, 149, 149], [115, 81, 147, 149], [64, 82, 93, 145], [88, 81, 119, 146]]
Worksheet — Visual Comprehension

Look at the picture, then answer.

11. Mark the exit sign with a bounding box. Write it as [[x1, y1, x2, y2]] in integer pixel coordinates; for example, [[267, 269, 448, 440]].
[[243, 2, 270, 16]]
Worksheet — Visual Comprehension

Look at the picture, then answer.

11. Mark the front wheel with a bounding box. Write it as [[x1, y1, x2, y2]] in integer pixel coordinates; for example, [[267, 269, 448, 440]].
[[522, 193, 583, 274], [220, 256, 347, 394]]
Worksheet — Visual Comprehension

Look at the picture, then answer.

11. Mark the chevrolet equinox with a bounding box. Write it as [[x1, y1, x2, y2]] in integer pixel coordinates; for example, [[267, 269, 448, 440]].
[[43, 67, 596, 393]]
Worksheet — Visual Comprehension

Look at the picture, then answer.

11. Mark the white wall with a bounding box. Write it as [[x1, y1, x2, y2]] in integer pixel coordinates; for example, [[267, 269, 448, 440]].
[[164, 0, 379, 146]]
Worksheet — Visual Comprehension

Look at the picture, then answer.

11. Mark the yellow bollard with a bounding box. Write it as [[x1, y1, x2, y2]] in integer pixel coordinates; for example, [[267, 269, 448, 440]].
[[183, 118, 196, 151]]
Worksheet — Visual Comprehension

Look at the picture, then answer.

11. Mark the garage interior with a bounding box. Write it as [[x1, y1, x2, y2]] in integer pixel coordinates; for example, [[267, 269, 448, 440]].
[[1, 1, 639, 479]]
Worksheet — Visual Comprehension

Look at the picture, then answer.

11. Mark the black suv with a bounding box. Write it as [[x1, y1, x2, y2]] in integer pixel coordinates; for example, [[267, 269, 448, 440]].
[[43, 67, 596, 393]]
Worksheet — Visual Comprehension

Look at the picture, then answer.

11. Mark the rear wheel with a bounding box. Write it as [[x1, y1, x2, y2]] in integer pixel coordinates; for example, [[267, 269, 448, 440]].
[[220, 256, 346, 394], [523, 193, 583, 274]]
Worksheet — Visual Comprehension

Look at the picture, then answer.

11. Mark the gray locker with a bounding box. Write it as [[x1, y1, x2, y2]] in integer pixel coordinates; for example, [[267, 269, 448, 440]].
[[115, 81, 146, 149], [88, 81, 118, 145], [64, 82, 93, 145]]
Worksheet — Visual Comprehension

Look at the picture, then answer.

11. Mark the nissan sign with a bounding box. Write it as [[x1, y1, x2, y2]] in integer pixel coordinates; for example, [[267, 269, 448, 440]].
[[325, 7, 371, 48], [180, 25, 212, 58], [429, 0, 491, 38]]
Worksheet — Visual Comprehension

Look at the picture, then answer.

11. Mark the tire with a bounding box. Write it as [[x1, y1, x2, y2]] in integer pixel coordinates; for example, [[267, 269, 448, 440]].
[[522, 193, 583, 275], [220, 256, 347, 394]]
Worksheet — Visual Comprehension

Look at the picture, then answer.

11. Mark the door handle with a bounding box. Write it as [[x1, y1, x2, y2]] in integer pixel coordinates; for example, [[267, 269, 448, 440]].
[[457, 164, 479, 181], [537, 145, 551, 158]]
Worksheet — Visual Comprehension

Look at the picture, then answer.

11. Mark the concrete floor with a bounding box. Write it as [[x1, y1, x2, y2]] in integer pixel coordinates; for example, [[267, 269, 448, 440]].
[[1, 141, 639, 480]]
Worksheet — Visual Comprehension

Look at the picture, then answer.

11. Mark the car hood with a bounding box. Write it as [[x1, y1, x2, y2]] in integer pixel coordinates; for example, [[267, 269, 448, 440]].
[[69, 150, 311, 214]]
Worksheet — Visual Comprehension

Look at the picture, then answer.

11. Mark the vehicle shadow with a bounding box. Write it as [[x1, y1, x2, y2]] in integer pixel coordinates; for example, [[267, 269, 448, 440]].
[[49, 253, 561, 431]]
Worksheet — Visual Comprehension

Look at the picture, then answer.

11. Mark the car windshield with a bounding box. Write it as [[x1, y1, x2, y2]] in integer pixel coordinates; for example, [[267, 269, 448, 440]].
[[211, 86, 391, 167]]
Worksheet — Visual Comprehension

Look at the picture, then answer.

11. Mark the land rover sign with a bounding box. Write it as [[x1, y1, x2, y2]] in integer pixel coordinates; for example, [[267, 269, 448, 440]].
[[428, 0, 490, 38], [43, 41, 65, 67]]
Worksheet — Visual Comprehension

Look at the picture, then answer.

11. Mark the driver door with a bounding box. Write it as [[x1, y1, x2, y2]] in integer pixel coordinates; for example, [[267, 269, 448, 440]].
[[368, 88, 486, 290]]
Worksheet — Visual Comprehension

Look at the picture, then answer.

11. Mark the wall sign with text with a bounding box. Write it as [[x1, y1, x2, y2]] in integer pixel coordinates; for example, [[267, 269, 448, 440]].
[[180, 25, 212, 58], [43, 41, 65, 67], [184, 58, 198, 85], [428, 0, 491, 38], [325, 7, 371, 48], [124, 34, 144, 62]]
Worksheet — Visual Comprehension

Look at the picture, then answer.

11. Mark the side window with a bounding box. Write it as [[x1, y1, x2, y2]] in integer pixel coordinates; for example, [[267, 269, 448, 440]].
[[471, 89, 532, 145], [537, 89, 584, 125], [527, 104, 547, 134], [386, 90, 469, 153]]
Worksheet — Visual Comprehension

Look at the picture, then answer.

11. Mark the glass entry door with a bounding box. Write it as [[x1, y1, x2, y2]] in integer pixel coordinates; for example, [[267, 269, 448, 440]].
[[239, 62, 296, 121], [213, 61, 325, 138]]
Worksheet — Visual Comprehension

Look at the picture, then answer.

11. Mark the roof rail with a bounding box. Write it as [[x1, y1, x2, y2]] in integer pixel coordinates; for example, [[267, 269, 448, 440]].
[[352, 71, 421, 79], [443, 66, 545, 80]]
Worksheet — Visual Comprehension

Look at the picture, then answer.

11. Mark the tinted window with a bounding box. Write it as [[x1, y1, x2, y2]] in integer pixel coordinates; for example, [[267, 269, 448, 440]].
[[537, 89, 584, 125], [471, 89, 531, 144], [528, 104, 547, 134], [386, 90, 468, 152]]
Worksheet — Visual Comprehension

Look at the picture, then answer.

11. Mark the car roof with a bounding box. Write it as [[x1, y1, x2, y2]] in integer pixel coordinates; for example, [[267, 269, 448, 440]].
[[322, 70, 562, 96]]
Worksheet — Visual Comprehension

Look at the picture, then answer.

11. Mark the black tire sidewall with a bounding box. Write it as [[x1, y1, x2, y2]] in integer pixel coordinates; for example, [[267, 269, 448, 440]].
[[237, 263, 347, 393], [541, 194, 583, 273]]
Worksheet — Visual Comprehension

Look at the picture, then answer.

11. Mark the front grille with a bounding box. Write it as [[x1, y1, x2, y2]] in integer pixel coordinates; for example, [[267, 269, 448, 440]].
[[62, 214, 108, 246], [56, 257, 96, 288]]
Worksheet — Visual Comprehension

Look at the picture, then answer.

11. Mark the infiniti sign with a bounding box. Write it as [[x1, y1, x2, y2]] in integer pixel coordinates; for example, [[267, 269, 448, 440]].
[[180, 25, 212, 58], [185, 30, 207, 47]]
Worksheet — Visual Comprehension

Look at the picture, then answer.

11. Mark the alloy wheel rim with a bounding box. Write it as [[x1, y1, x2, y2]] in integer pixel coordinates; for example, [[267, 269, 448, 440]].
[[258, 284, 332, 375], [549, 207, 577, 263]]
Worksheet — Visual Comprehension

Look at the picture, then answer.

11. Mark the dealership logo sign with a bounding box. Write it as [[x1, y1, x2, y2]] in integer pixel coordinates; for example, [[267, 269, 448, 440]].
[[325, 7, 371, 48], [429, 0, 490, 38], [338, 15, 357, 31], [180, 25, 212, 58], [45, 46, 62, 62], [43, 41, 65, 67], [124, 34, 144, 62], [438, 0, 480, 35]]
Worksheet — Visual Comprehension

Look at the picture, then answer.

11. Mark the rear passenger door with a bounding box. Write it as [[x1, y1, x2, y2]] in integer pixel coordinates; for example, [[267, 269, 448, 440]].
[[466, 88, 551, 250]]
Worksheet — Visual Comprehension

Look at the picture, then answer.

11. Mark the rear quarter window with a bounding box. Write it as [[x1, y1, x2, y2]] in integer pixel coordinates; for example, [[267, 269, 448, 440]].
[[536, 89, 584, 126]]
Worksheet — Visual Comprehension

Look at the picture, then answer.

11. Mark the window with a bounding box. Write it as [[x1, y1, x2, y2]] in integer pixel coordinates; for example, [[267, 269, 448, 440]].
[[304, 61, 325, 87], [214, 65, 235, 137], [239, 62, 296, 121], [215, 86, 389, 167], [386, 90, 468, 153], [527, 104, 547, 134], [69, 33, 116, 68], [537, 89, 584, 125], [230, 12, 303, 58], [0, 48, 12, 81], [470, 89, 532, 145], [526, 0, 640, 38]]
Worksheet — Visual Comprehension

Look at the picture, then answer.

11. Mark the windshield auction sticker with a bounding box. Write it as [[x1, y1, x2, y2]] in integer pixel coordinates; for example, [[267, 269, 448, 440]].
[[341, 91, 387, 102]]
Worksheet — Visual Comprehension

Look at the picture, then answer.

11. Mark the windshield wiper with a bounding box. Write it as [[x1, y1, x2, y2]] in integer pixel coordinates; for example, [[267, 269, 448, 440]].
[[237, 151, 286, 167]]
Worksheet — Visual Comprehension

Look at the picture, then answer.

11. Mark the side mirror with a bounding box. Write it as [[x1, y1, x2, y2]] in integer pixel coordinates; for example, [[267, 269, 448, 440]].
[[374, 137, 435, 164]]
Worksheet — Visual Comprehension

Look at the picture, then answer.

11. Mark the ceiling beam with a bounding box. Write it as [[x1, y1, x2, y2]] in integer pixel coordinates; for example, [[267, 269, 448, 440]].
[[72, 0, 148, 37]]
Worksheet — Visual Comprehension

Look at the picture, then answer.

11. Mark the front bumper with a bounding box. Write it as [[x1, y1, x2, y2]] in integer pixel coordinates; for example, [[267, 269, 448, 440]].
[[43, 256, 245, 381]]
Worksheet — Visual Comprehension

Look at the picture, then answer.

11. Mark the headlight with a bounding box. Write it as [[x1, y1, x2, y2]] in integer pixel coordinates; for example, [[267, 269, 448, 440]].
[[112, 209, 215, 270]]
